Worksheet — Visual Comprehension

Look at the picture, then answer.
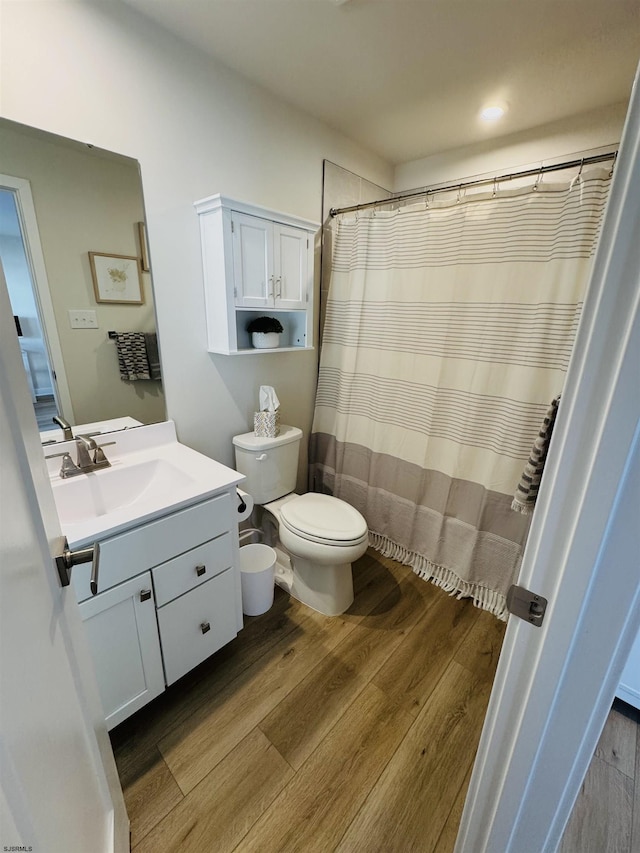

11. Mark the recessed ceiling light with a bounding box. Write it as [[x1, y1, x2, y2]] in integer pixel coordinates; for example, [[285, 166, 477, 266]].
[[480, 105, 507, 122]]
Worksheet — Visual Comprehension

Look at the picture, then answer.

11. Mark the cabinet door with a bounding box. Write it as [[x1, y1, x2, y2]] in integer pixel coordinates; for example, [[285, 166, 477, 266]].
[[232, 212, 273, 308], [272, 223, 310, 309], [79, 572, 165, 730]]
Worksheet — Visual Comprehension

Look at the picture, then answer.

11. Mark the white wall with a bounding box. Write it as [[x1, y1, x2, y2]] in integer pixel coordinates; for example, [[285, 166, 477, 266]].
[[394, 102, 628, 191], [0, 0, 393, 474]]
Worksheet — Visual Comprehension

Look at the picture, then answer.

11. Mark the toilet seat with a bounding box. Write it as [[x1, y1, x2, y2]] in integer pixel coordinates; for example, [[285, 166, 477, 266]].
[[279, 493, 368, 547]]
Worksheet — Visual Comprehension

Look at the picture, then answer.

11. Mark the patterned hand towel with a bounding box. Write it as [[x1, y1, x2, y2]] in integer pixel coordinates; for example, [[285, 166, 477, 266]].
[[512, 395, 561, 514], [115, 332, 151, 381]]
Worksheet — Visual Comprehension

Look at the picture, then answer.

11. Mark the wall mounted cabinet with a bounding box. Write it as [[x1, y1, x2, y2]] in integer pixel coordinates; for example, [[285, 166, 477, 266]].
[[194, 194, 318, 354]]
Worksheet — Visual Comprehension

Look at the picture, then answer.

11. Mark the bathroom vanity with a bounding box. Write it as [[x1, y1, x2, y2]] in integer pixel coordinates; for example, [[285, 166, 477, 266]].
[[47, 421, 244, 729]]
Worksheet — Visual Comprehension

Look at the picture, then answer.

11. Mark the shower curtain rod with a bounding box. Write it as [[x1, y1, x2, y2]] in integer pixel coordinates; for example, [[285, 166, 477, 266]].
[[329, 150, 617, 217]]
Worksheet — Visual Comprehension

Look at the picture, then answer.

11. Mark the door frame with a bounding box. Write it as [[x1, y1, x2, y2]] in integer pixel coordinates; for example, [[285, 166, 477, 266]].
[[456, 67, 640, 851], [1, 172, 75, 422]]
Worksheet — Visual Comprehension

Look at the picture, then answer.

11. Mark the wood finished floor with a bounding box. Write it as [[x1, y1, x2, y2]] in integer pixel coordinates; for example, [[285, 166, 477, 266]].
[[110, 548, 639, 852]]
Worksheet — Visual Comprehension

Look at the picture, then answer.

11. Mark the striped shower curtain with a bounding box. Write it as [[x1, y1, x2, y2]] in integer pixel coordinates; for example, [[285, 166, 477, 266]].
[[310, 171, 610, 619]]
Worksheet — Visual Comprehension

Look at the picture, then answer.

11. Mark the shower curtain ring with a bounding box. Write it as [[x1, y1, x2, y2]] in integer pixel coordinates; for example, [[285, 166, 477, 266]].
[[425, 190, 430, 209], [609, 151, 618, 177], [456, 185, 463, 204], [492, 177, 498, 198], [533, 165, 543, 191]]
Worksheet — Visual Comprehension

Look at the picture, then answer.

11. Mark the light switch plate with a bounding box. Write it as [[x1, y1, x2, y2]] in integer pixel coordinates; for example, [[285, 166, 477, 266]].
[[68, 309, 98, 329]]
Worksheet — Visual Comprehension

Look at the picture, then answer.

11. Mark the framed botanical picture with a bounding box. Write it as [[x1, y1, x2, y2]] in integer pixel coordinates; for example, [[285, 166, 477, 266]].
[[89, 252, 144, 304]]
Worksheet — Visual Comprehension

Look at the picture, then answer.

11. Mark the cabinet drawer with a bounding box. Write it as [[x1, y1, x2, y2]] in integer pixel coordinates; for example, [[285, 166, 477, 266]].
[[152, 533, 232, 607], [72, 492, 233, 602], [157, 568, 238, 685]]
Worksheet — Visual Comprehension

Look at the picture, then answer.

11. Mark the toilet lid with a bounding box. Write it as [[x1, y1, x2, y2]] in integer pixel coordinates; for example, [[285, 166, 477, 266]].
[[280, 493, 368, 546]]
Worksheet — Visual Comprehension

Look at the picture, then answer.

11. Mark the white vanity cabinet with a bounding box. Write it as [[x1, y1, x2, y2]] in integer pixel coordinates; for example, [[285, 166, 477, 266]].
[[73, 491, 242, 729], [194, 193, 318, 354]]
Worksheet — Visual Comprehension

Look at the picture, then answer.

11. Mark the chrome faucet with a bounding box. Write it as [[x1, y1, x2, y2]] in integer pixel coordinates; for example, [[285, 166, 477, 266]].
[[52, 415, 73, 440]]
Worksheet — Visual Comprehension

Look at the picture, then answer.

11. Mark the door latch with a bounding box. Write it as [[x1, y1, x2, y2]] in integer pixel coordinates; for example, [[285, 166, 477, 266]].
[[506, 584, 547, 627]]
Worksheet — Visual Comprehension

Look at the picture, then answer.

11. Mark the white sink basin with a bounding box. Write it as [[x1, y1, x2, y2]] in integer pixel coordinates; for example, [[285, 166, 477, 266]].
[[47, 422, 244, 547], [51, 458, 195, 525]]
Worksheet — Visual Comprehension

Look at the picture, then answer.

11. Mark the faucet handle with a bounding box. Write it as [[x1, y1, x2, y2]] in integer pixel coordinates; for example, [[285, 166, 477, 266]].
[[93, 444, 113, 465], [92, 441, 115, 468], [47, 451, 82, 479]]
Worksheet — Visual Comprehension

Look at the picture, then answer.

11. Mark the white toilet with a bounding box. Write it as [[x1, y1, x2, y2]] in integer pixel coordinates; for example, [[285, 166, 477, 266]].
[[232, 425, 368, 616]]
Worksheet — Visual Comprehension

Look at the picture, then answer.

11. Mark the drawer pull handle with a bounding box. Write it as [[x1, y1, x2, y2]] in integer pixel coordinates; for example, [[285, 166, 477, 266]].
[[200, 621, 211, 634], [140, 589, 152, 602], [196, 564, 207, 577]]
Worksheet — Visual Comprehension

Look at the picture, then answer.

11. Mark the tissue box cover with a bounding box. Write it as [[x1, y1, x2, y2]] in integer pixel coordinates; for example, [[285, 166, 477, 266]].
[[254, 410, 280, 437]]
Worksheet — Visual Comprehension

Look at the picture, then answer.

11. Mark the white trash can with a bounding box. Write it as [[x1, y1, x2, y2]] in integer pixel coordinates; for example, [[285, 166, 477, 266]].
[[239, 543, 276, 616]]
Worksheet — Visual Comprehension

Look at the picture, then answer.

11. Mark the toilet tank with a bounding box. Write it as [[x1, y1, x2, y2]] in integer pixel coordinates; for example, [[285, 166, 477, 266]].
[[232, 425, 302, 504]]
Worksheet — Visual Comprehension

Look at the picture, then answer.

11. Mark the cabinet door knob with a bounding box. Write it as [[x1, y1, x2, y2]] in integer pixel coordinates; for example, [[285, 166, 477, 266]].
[[200, 621, 211, 634], [140, 589, 152, 602], [196, 564, 207, 577]]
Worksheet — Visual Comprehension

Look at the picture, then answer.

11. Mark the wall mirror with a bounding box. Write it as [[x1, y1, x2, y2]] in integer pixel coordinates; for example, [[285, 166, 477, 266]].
[[0, 118, 165, 443]]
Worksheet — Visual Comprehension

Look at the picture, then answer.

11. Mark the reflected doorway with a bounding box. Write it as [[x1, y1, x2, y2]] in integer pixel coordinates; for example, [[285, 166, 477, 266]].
[[0, 188, 61, 429]]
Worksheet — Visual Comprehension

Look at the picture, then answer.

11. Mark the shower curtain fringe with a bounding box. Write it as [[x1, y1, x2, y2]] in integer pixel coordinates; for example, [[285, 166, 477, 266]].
[[369, 532, 509, 621]]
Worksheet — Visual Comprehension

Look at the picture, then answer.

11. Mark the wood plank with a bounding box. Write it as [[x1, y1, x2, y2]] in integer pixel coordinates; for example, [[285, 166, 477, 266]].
[[559, 756, 633, 853], [372, 593, 478, 716], [336, 660, 492, 853], [454, 608, 505, 680], [594, 705, 638, 780], [132, 728, 293, 853], [260, 570, 438, 769], [433, 762, 474, 853], [120, 747, 183, 849], [240, 683, 415, 852], [157, 555, 412, 794]]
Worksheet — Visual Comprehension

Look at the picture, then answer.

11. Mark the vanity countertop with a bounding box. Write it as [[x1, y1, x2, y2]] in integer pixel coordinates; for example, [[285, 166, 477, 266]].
[[40, 416, 143, 444], [45, 420, 244, 547]]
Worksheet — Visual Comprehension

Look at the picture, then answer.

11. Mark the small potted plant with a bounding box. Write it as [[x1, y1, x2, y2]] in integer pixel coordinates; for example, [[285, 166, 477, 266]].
[[247, 316, 284, 349]]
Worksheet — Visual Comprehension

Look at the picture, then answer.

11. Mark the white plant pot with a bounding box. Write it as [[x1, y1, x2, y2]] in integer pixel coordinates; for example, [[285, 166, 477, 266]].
[[251, 332, 281, 349]]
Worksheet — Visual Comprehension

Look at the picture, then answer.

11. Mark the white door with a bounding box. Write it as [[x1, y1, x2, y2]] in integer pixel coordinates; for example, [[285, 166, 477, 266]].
[[0, 268, 128, 852], [456, 65, 640, 851]]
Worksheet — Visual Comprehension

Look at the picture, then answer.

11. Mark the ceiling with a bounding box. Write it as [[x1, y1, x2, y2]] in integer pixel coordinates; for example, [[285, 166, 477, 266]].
[[124, 0, 640, 165]]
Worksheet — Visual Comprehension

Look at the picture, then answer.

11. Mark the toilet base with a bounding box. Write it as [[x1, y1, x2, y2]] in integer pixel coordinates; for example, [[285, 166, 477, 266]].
[[273, 546, 354, 617]]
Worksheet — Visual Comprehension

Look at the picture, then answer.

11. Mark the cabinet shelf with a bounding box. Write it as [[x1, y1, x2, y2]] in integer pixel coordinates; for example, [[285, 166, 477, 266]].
[[194, 194, 318, 355], [233, 346, 315, 355]]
